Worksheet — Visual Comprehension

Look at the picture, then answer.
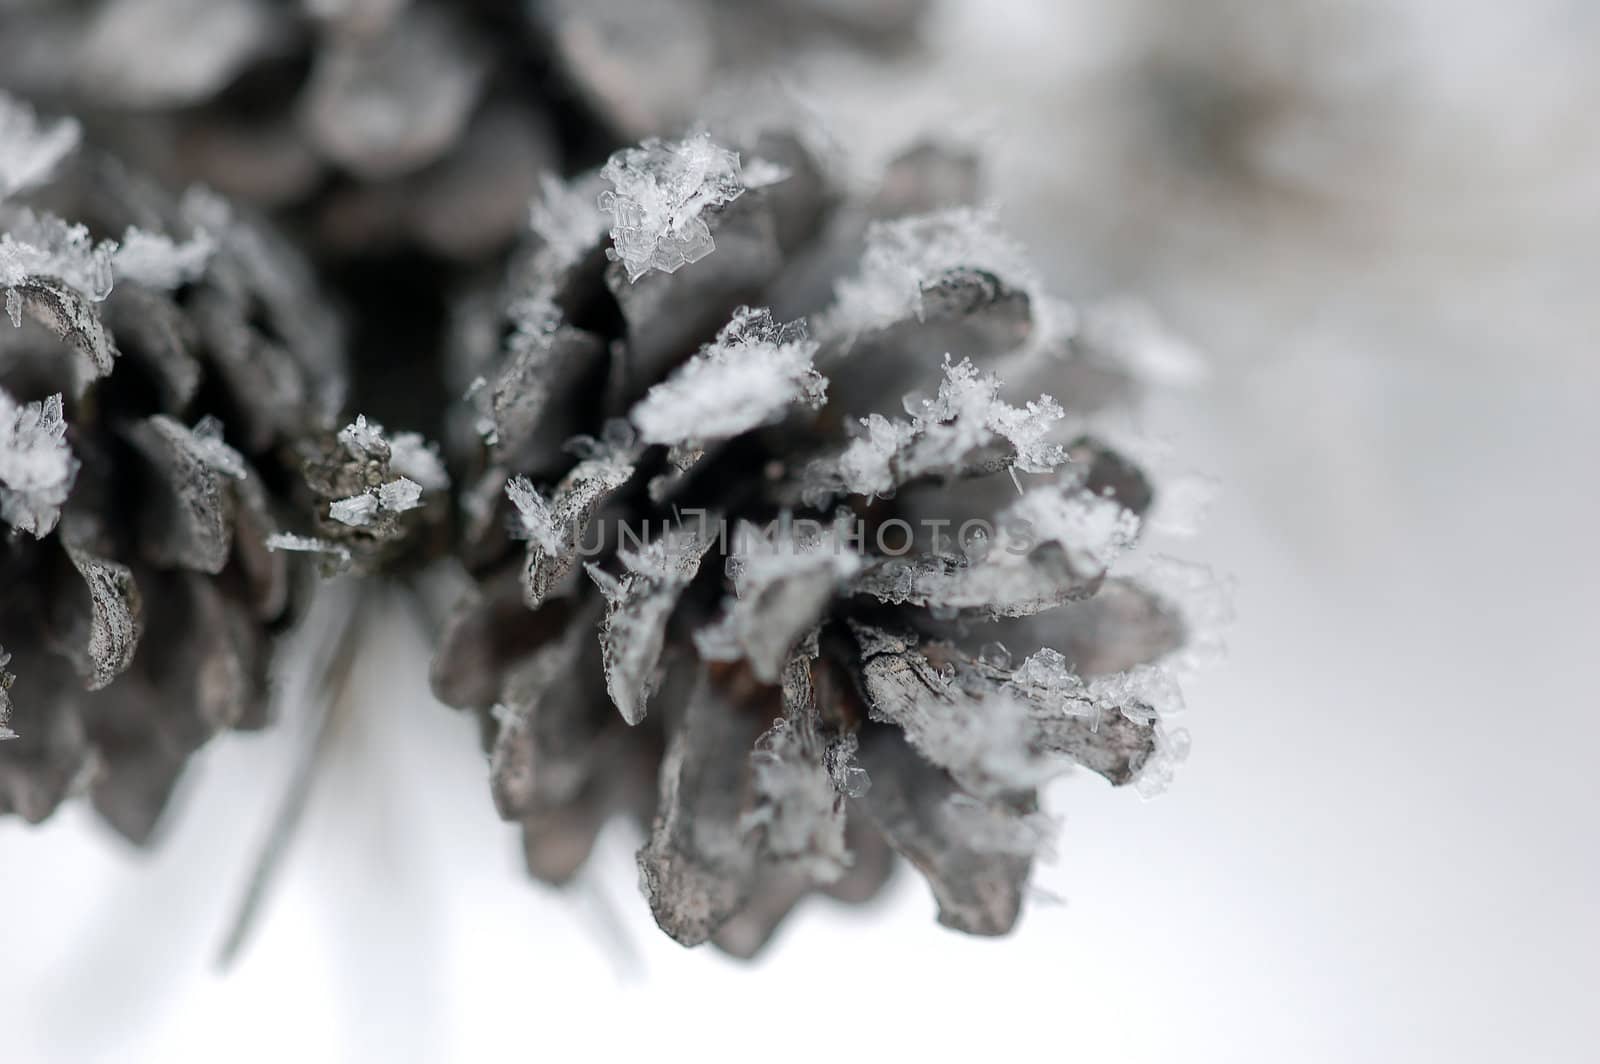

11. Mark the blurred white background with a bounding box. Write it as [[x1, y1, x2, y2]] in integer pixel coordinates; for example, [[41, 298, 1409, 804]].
[[3, 1, 1597, 1060]]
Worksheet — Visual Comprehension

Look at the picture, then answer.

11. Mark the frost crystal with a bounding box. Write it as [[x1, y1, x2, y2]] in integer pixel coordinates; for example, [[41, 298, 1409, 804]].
[[598, 130, 746, 282], [586, 523, 715, 725], [328, 475, 424, 526], [112, 226, 216, 290], [811, 357, 1065, 499], [505, 478, 561, 553], [329, 493, 380, 527], [335, 415, 447, 490], [0, 210, 117, 301], [827, 414, 912, 497], [1006, 648, 1095, 713], [265, 532, 352, 565], [630, 306, 826, 447], [0, 390, 79, 537], [336, 413, 388, 458], [1004, 484, 1143, 575], [187, 416, 247, 479], [376, 476, 423, 512], [824, 732, 871, 799], [819, 208, 1035, 340], [1003, 648, 1187, 777], [0, 94, 81, 201], [1086, 664, 1185, 725]]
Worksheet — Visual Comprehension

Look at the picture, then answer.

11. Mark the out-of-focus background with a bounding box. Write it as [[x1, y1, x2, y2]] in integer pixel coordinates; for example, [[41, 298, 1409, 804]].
[[3, 1, 1596, 1060]]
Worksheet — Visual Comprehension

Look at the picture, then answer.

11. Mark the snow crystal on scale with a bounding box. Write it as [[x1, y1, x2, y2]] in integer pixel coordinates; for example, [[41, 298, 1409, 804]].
[[0, 211, 117, 302], [811, 356, 1066, 500], [818, 207, 1037, 341], [630, 306, 826, 448]]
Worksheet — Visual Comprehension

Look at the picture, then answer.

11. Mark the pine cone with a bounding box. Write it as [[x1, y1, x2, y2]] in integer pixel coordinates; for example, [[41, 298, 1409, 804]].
[[430, 123, 1195, 955], [0, 93, 347, 843]]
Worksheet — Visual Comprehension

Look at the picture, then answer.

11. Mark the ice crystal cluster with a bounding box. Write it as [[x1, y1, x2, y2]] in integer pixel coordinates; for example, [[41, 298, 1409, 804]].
[[600, 132, 748, 281], [266, 414, 450, 574], [434, 125, 1203, 953]]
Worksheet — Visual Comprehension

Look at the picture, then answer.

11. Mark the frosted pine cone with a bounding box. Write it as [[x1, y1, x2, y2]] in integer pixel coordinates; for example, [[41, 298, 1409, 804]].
[[431, 123, 1195, 955], [0, 93, 348, 843]]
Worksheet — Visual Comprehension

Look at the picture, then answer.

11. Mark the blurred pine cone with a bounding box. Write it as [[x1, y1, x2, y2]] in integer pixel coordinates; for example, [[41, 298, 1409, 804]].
[[0, 93, 348, 843], [0, 0, 929, 263], [431, 123, 1195, 955], [0, 0, 935, 456]]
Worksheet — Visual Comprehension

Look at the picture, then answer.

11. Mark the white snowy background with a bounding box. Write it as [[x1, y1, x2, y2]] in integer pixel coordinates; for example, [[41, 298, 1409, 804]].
[[3, 1, 1597, 1060]]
